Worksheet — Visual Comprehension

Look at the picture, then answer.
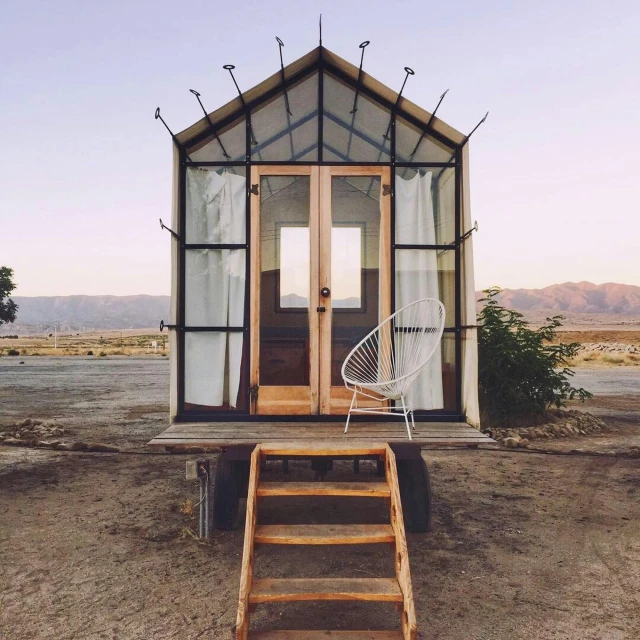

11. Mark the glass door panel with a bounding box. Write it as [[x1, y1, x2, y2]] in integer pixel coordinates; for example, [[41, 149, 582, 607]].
[[330, 176, 381, 385], [250, 168, 319, 415], [259, 176, 310, 386]]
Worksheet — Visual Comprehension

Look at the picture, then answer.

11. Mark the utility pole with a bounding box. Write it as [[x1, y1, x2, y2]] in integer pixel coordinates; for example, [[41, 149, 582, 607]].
[[54, 322, 59, 349]]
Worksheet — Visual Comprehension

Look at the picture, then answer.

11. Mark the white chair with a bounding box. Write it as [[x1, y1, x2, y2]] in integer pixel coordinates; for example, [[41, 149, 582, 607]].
[[341, 298, 445, 440]]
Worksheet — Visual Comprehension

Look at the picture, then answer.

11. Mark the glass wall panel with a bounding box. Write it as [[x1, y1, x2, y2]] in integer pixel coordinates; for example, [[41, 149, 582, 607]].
[[330, 176, 381, 386], [395, 249, 455, 327], [260, 175, 311, 385], [323, 72, 390, 162], [397, 331, 456, 413], [440, 333, 457, 411], [184, 332, 247, 411], [185, 249, 246, 326], [395, 116, 455, 163], [251, 73, 318, 161], [187, 115, 246, 162], [186, 167, 246, 244], [395, 167, 455, 245]]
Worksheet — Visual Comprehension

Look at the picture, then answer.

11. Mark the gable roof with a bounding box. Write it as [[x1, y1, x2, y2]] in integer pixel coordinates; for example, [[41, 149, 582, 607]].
[[175, 46, 465, 149]]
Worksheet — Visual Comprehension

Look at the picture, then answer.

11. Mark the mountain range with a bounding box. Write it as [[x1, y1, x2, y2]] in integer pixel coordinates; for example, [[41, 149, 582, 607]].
[[2, 282, 638, 334], [480, 282, 640, 316], [1, 295, 170, 334]]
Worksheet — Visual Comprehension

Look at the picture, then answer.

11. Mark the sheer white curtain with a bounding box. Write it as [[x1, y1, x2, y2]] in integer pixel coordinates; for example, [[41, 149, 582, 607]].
[[185, 168, 246, 407], [395, 171, 444, 409]]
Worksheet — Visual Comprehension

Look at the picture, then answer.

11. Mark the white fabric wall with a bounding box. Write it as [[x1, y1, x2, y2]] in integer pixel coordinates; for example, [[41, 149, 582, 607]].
[[184, 168, 246, 408], [394, 171, 444, 410], [169, 146, 180, 421], [460, 146, 480, 427]]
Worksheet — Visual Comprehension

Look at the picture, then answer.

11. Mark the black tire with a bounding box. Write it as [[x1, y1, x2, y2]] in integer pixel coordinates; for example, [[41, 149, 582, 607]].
[[396, 457, 432, 533], [212, 454, 249, 531]]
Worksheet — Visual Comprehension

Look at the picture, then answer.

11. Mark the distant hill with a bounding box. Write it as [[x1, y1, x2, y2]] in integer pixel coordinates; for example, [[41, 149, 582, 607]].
[[480, 282, 640, 315], [3, 283, 638, 335], [1, 295, 169, 335]]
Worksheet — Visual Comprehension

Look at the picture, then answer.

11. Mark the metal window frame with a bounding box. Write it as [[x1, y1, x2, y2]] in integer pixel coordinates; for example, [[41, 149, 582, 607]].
[[174, 49, 467, 423]]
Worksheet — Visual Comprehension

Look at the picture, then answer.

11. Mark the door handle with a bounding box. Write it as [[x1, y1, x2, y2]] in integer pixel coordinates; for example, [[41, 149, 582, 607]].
[[316, 306, 326, 313]]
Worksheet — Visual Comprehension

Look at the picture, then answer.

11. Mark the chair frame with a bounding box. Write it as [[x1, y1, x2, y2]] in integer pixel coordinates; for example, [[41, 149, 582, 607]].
[[341, 298, 446, 441]]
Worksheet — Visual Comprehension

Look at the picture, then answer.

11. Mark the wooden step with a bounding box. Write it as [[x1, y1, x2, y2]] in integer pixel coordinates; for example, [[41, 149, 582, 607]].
[[258, 482, 390, 498], [254, 524, 395, 545], [249, 631, 403, 639], [259, 442, 388, 457], [249, 578, 402, 603]]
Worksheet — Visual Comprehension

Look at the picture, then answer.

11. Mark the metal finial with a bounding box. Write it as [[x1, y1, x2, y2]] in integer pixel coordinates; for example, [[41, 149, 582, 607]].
[[276, 37, 292, 116], [464, 111, 489, 143], [223, 64, 258, 145], [154, 107, 191, 161], [383, 66, 415, 140], [350, 40, 370, 114], [409, 89, 449, 158], [189, 89, 231, 159]]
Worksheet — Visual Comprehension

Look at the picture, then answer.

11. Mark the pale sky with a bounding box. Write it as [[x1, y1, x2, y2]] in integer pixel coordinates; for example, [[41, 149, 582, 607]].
[[1, 0, 639, 296]]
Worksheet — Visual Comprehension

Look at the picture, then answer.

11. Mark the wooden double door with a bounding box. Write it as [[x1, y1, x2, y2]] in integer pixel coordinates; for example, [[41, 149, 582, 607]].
[[250, 166, 391, 415]]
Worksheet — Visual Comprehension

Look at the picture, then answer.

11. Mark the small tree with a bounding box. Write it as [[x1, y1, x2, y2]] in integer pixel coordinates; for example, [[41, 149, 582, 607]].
[[0, 267, 18, 325], [477, 287, 591, 426]]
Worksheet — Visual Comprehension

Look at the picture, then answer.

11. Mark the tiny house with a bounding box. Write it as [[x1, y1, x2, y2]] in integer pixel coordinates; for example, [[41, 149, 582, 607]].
[[151, 43, 489, 531]]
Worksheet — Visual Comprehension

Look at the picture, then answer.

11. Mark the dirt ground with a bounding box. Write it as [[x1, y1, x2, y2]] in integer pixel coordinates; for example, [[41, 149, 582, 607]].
[[1, 357, 639, 639]]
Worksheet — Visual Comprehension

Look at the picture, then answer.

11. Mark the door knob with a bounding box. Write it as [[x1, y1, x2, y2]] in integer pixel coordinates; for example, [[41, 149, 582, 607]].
[[320, 287, 330, 297]]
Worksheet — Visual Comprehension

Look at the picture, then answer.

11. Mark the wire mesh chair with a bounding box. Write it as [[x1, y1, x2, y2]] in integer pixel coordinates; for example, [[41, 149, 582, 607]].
[[341, 298, 445, 440]]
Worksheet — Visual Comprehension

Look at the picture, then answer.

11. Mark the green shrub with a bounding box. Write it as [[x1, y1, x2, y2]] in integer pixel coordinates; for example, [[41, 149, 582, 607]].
[[87, 350, 94, 356], [7, 348, 19, 356], [477, 288, 591, 426], [98, 351, 107, 357]]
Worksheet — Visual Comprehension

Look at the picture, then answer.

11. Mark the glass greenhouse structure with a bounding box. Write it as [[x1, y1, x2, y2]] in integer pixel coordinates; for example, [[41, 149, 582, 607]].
[[163, 46, 480, 427]]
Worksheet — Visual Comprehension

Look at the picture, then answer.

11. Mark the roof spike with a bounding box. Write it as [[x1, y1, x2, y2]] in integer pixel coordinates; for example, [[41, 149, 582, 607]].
[[434, 111, 490, 181], [350, 40, 370, 114], [464, 111, 489, 144], [408, 88, 449, 158], [319, 14, 322, 47], [189, 89, 231, 159], [383, 66, 415, 140], [154, 107, 192, 162], [223, 64, 258, 145], [276, 37, 293, 116]]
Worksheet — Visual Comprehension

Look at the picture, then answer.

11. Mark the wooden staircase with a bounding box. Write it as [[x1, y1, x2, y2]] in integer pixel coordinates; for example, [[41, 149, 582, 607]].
[[236, 442, 417, 639]]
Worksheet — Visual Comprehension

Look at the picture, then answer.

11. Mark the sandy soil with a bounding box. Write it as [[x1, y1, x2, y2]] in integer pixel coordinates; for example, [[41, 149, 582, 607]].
[[1, 358, 639, 639]]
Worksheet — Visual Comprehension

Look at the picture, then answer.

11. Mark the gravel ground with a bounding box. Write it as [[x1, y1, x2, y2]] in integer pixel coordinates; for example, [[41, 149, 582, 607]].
[[1, 357, 639, 639]]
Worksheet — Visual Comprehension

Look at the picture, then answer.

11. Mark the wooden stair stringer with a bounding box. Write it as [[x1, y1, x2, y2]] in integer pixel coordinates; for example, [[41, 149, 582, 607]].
[[384, 444, 417, 639], [236, 444, 262, 640]]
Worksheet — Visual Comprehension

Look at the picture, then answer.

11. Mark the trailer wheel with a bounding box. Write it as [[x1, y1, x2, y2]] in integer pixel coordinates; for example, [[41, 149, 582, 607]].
[[397, 457, 431, 533], [212, 453, 248, 530]]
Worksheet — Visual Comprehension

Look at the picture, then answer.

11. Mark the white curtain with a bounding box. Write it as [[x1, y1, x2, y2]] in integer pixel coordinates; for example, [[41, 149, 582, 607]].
[[184, 168, 246, 407], [395, 171, 444, 410]]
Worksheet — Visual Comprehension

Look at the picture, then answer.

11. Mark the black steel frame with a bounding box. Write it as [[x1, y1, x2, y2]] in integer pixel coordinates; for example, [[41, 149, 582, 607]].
[[174, 49, 467, 422]]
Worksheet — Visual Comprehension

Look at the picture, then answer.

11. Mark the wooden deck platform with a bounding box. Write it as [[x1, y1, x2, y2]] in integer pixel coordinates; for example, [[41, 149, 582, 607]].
[[148, 421, 495, 450]]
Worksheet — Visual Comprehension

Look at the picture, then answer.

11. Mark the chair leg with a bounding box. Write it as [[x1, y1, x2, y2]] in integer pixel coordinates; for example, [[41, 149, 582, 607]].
[[410, 409, 416, 431], [344, 390, 357, 435], [400, 396, 412, 441]]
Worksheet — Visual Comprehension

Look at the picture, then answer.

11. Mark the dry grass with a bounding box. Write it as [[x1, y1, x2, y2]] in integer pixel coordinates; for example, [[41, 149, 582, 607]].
[[179, 498, 195, 518], [0, 329, 169, 357], [567, 351, 640, 367]]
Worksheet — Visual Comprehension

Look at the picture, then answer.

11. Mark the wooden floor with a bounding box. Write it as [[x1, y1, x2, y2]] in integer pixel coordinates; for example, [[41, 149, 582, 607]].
[[148, 421, 495, 450]]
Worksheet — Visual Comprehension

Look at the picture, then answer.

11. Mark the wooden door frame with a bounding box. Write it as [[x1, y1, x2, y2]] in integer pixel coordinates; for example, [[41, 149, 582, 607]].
[[250, 165, 391, 416], [249, 165, 320, 415]]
